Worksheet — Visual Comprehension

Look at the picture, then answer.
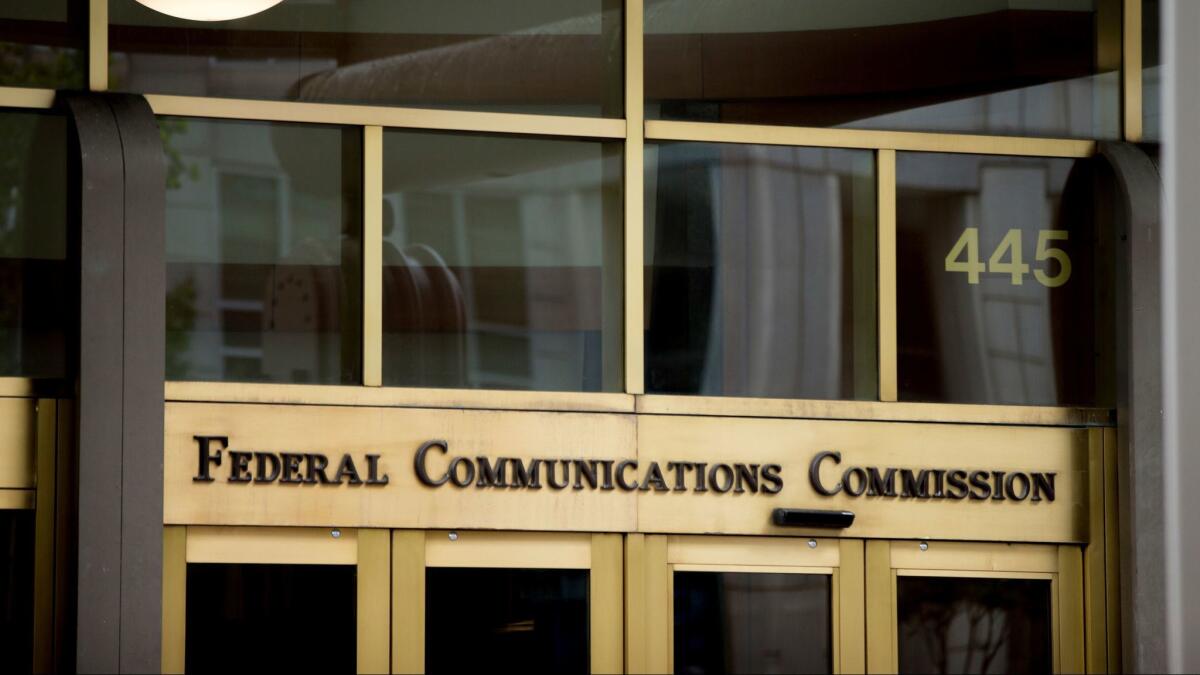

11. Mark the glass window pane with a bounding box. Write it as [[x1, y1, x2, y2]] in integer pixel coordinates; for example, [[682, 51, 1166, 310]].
[[645, 0, 1119, 139], [645, 143, 876, 400], [164, 117, 363, 384], [109, 0, 622, 118], [186, 563, 356, 673], [896, 152, 1114, 407], [0, 510, 35, 674], [0, 112, 68, 378], [0, 0, 86, 89], [897, 576, 1052, 675], [382, 131, 622, 392], [425, 567, 589, 674], [674, 571, 832, 675], [1144, 0, 1162, 142]]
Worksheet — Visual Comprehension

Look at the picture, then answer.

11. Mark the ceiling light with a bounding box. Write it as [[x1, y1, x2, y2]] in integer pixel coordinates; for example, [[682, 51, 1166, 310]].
[[134, 0, 284, 22]]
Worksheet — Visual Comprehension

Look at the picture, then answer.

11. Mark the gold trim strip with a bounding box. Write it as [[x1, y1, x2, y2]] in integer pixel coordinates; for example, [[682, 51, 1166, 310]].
[[88, 0, 107, 92], [666, 534, 838, 567], [624, 0, 646, 395], [357, 529, 390, 674], [186, 526, 357, 564], [391, 530, 425, 674], [1124, 0, 1145, 142], [839, 540, 867, 675], [864, 540, 893, 674], [32, 400, 56, 672], [161, 526, 186, 674], [0, 378, 36, 397], [624, 533, 648, 673], [590, 533, 624, 674], [0, 489, 34, 509], [0, 88, 56, 110], [645, 120, 1097, 158], [1059, 545, 1087, 674], [1085, 428, 1109, 672], [878, 149, 898, 402], [889, 540, 1060, 572], [165, 380, 636, 413], [1103, 428, 1123, 673], [424, 530, 591, 569], [635, 394, 1113, 427], [147, 94, 626, 138], [363, 126, 383, 388]]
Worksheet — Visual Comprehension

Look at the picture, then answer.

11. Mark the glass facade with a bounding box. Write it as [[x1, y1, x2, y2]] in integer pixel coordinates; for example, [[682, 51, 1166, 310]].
[[645, 143, 876, 399], [382, 131, 622, 391], [163, 117, 363, 384], [0, 0, 86, 90], [645, 0, 1120, 139], [0, 111, 68, 378], [109, 0, 623, 118], [0, 510, 34, 674], [896, 152, 1113, 406]]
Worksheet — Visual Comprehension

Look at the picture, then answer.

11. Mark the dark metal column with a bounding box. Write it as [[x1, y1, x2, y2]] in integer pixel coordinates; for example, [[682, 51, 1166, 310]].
[[63, 92, 165, 674]]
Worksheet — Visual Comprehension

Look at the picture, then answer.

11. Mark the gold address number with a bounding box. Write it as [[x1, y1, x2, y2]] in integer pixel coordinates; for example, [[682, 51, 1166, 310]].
[[944, 228, 1072, 287]]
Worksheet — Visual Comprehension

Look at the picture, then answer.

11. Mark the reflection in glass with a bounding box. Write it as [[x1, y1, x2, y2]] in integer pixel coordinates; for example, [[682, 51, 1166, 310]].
[[645, 143, 876, 399], [109, 0, 622, 117], [426, 567, 589, 673], [897, 576, 1052, 675], [186, 563, 356, 673], [897, 152, 1114, 406], [645, 0, 1119, 139], [1144, 0, 1161, 142], [674, 571, 831, 675], [0, 112, 68, 377], [164, 117, 362, 384], [382, 131, 622, 391], [0, 511, 34, 674], [0, 0, 86, 89]]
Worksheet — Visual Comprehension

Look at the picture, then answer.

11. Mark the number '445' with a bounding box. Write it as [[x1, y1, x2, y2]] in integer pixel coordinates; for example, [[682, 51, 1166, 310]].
[[944, 228, 1072, 288]]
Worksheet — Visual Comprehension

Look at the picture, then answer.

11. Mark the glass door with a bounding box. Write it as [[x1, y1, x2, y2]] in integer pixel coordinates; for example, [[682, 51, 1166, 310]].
[[161, 525, 390, 673], [391, 530, 623, 674], [866, 540, 1085, 674], [629, 535, 866, 674]]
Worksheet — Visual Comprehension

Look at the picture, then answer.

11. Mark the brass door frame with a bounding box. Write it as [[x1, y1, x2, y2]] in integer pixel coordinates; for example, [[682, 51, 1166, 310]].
[[627, 534, 866, 674], [865, 540, 1085, 674], [160, 525, 391, 674], [390, 529, 624, 674]]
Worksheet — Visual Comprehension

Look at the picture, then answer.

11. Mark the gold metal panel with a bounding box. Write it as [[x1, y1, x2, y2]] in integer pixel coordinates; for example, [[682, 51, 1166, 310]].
[[890, 540, 1060, 573], [32, 400, 57, 672], [146, 95, 626, 138], [88, 0, 107, 92], [634, 394, 1113, 427], [864, 540, 894, 674], [1124, 0, 1144, 142], [1085, 429, 1109, 672], [363, 126, 383, 388], [0, 397, 35, 488], [877, 149, 897, 402], [161, 526, 186, 675], [638, 415, 1089, 543], [424, 530, 591, 569], [1103, 428, 1122, 673], [0, 88, 55, 110], [645, 120, 1097, 158], [165, 403, 638, 532], [391, 530, 425, 674], [624, 533, 648, 673], [839, 540, 867, 675], [0, 489, 34, 509], [165, 380, 636, 413], [644, 534, 671, 674], [666, 534, 839, 568], [1058, 545, 1087, 674], [624, 0, 646, 395], [357, 529, 390, 674], [590, 533, 624, 674], [185, 525, 358, 564]]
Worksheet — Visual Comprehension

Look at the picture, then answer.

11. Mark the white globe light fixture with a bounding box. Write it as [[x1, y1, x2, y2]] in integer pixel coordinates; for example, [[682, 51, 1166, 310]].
[[134, 0, 284, 22]]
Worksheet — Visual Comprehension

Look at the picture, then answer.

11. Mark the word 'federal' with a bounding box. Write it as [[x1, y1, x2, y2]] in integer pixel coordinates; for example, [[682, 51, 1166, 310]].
[[414, 440, 783, 494], [192, 436, 389, 486]]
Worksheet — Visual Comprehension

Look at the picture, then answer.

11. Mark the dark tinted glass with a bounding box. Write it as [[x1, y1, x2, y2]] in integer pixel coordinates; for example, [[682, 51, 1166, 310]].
[[0, 112, 68, 378], [164, 117, 362, 384], [186, 563, 356, 673], [426, 567, 589, 673], [645, 143, 876, 399], [110, 0, 622, 117], [646, 0, 1119, 139], [674, 571, 831, 675], [0, 510, 34, 674], [1144, 0, 1161, 142], [0, 0, 86, 89], [897, 576, 1052, 675], [897, 152, 1114, 406], [382, 131, 622, 391]]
